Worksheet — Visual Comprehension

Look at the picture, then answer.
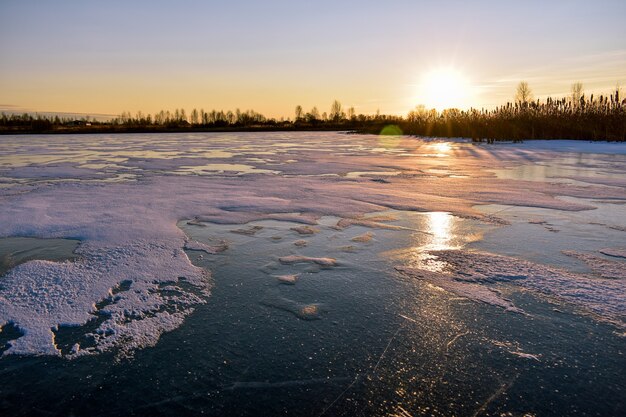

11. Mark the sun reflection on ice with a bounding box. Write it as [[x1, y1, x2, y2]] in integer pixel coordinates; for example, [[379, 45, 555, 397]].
[[424, 142, 453, 157], [406, 211, 470, 273], [385, 211, 483, 273], [432, 142, 452, 154], [426, 211, 452, 250]]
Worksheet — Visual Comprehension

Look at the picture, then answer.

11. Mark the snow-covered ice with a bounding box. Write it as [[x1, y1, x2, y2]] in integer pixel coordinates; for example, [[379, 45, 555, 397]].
[[1, 133, 626, 357]]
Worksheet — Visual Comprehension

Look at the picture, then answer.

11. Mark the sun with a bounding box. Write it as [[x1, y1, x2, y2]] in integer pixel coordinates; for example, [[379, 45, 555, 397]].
[[416, 68, 472, 111]]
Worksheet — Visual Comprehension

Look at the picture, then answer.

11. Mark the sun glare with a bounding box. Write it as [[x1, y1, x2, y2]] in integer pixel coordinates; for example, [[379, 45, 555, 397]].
[[432, 142, 452, 154], [417, 68, 472, 111]]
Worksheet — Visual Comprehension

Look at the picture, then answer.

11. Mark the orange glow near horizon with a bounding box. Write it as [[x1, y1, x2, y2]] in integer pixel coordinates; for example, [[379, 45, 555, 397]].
[[2, 2, 626, 119]]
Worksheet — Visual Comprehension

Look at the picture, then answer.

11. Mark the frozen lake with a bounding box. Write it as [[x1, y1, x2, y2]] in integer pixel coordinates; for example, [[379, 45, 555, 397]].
[[0, 132, 625, 416]]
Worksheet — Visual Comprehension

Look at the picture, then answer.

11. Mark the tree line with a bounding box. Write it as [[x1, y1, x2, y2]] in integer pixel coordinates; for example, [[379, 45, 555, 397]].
[[397, 82, 625, 141], [1, 83, 625, 141]]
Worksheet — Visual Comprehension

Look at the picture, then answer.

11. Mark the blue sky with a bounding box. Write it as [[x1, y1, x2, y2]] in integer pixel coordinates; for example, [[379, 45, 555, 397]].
[[1, 0, 625, 117]]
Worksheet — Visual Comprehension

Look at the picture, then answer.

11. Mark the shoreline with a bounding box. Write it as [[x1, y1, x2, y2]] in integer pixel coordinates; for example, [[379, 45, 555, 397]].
[[1, 126, 625, 142]]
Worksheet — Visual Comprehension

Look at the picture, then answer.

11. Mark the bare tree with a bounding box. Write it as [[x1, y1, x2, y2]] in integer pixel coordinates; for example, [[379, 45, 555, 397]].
[[347, 106, 355, 120], [571, 82, 584, 108], [294, 105, 303, 121], [227, 110, 235, 124], [515, 81, 533, 105], [190, 108, 199, 125], [330, 99, 344, 122], [154, 110, 164, 125]]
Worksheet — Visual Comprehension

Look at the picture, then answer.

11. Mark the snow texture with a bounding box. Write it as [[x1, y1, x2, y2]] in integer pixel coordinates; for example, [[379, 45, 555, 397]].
[[396, 266, 524, 313], [398, 249, 626, 329], [2, 133, 626, 356], [279, 255, 338, 267], [563, 250, 626, 279], [0, 240, 210, 357]]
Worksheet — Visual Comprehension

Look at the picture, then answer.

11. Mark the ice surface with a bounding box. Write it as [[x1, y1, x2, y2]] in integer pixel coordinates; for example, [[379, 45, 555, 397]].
[[561, 176, 626, 188], [1, 164, 106, 179], [336, 217, 406, 230], [490, 340, 541, 361], [1, 133, 626, 356], [0, 237, 79, 276], [487, 140, 626, 155], [509, 351, 541, 361], [223, 376, 351, 390]]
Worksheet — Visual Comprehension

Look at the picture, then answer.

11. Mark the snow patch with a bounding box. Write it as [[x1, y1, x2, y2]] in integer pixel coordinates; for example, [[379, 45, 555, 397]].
[[290, 225, 319, 235], [599, 248, 626, 259], [351, 232, 375, 243], [399, 250, 626, 329], [0, 240, 210, 358], [275, 274, 299, 285], [184, 239, 228, 254], [261, 296, 324, 320], [279, 255, 338, 267], [395, 266, 524, 313], [562, 250, 626, 279]]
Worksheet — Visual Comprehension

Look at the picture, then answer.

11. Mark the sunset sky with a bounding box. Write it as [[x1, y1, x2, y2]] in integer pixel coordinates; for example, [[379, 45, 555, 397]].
[[1, 0, 625, 119]]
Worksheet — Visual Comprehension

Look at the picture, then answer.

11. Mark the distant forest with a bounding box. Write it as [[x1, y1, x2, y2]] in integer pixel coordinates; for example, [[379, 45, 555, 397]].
[[2, 82, 625, 141]]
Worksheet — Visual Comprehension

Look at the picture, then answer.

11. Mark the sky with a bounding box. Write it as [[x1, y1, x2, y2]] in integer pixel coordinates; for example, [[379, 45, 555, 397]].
[[1, 0, 625, 119]]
